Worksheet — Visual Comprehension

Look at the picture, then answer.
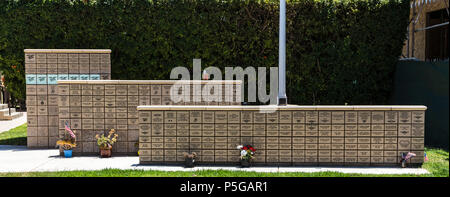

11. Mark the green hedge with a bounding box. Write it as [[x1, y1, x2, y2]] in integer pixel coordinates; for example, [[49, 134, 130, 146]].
[[0, 0, 409, 105]]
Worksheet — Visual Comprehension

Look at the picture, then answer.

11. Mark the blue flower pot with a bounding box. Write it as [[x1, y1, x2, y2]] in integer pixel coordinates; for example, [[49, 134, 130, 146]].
[[64, 150, 73, 158]]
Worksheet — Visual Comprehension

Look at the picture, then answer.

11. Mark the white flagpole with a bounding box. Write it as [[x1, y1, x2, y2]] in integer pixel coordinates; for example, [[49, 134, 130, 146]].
[[278, 0, 287, 105]]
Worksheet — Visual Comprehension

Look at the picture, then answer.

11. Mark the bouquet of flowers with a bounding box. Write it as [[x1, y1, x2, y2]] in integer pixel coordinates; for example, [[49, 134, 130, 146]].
[[237, 145, 256, 161], [95, 129, 118, 150], [56, 121, 77, 150], [183, 152, 197, 168], [95, 129, 118, 158]]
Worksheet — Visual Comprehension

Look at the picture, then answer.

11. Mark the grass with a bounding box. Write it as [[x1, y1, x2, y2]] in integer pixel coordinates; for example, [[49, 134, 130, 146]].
[[0, 123, 27, 145], [421, 147, 449, 177], [0, 124, 448, 177], [0, 166, 447, 177]]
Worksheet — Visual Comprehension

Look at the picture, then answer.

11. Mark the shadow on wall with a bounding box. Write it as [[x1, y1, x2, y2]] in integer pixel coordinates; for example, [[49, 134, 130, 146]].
[[390, 60, 449, 150]]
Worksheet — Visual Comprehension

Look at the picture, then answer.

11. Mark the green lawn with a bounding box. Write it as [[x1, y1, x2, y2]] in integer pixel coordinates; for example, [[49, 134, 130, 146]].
[[0, 168, 445, 177], [0, 124, 448, 177], [0, 123, 27, 145], [421, 147, 449, 177]]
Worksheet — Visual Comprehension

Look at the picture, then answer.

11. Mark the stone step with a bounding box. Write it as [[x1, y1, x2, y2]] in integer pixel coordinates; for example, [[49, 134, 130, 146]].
[[0, 108, 16, 116], [0, 104, 8, 110], [0, 111, 23, 120]]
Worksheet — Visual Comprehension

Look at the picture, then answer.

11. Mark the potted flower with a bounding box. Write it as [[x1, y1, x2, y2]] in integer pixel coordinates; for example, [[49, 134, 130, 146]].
[[237, 145, 255, 167], [135, 142, 140, 156], [56, 121, 77, 158], [183, 152, 197, 168], [95, 129, 118, 158], [400, 152, 416, 168]]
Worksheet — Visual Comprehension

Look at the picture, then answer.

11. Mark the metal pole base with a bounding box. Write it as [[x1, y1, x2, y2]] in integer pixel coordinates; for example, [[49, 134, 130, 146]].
[[278, 97, 288, 106]]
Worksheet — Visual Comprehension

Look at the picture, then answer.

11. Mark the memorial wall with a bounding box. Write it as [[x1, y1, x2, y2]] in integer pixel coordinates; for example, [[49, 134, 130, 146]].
[[23, 49, 426, 167], [25, 49, 111, 148], [137, 105, 426, 166]]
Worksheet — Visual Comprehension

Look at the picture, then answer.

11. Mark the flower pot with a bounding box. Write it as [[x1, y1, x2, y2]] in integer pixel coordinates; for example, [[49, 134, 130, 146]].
[[401, 160, 407, 168], [100, 148, 112, 158], [63, 150, 72, 158], [240, 159, 251, 167], [184, 158, 195, 168]]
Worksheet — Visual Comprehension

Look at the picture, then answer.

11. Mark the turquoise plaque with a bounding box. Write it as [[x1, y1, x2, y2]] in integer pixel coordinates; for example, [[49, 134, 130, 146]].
[[25, 74, 37, 85], [36, 74, 47, 84], [58, 74, 69, 81], [47, 74, 58, 84], [90, 74, 100, 80], [80, 74, 90, 80], [69, 74, 80, 80]]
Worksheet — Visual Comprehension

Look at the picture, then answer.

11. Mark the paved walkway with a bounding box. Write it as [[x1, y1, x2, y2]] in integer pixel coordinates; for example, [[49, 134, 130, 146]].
[[0, 145, 429, 174], [0, 112, 27, 133]]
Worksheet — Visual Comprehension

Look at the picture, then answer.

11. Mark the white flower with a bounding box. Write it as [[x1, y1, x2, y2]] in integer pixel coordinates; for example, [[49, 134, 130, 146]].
[[240, 150, 247, 157], [236, 145, 243, 150]]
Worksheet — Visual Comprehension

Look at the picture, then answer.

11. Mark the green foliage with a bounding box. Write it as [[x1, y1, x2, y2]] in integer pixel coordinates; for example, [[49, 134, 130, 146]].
[[0, 0, 409, 105], [422, 147, 449, 177]]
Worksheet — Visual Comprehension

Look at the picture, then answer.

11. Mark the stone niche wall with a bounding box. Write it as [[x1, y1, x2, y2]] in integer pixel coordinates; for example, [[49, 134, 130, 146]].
[[137, 105, 426, 166], [57, 80, 242, 155], [25, 49, 111, 148]]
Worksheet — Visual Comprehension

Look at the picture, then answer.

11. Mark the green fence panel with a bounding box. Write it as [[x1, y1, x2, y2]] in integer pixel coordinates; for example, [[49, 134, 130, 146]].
[[390, 60, 449, 149]]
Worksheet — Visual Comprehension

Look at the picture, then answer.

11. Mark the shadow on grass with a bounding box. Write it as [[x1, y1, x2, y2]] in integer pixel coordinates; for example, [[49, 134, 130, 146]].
[[0, 137, 27, 146]]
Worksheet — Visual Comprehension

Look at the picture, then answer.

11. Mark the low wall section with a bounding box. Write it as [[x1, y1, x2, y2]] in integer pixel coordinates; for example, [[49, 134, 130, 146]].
[[137, 105, 426, 166], [57, 80, 241, 155]]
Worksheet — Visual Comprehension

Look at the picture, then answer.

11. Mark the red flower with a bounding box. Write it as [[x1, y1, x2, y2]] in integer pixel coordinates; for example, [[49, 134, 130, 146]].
[[244, 145, 255, 152]]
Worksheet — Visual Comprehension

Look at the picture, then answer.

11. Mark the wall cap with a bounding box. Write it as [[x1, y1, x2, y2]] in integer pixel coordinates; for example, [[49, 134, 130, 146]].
[[57, 80, 242, 85], [24, 49, 111, 53], [137, 105, 427, 111]]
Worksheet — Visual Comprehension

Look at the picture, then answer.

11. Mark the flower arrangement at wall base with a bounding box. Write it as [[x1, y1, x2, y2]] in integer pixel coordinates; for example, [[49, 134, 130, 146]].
[[183, 152, 197, 168], [135, 142, 140, 156], [95, 129, 118, 158], [56, 121, 77, 158], [237, 145, 255, 167], [400, 152, 416, 168]]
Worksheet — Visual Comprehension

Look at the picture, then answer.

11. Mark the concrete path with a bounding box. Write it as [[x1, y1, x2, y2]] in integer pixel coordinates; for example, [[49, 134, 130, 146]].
[[0, 112, 27, 133], [0, 145, 429, 175]]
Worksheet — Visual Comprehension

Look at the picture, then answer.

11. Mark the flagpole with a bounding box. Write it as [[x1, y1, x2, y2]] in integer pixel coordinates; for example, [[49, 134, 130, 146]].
[[278, 0, 288, 105]]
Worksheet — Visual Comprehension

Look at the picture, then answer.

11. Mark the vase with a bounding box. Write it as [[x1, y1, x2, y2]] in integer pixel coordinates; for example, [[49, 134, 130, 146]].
[[240, 159, 250, 167], [401, 160, 407, 168], [184, 158, 195, 168], [100, 147, 112, 158], [63, 150, 72, 158]]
